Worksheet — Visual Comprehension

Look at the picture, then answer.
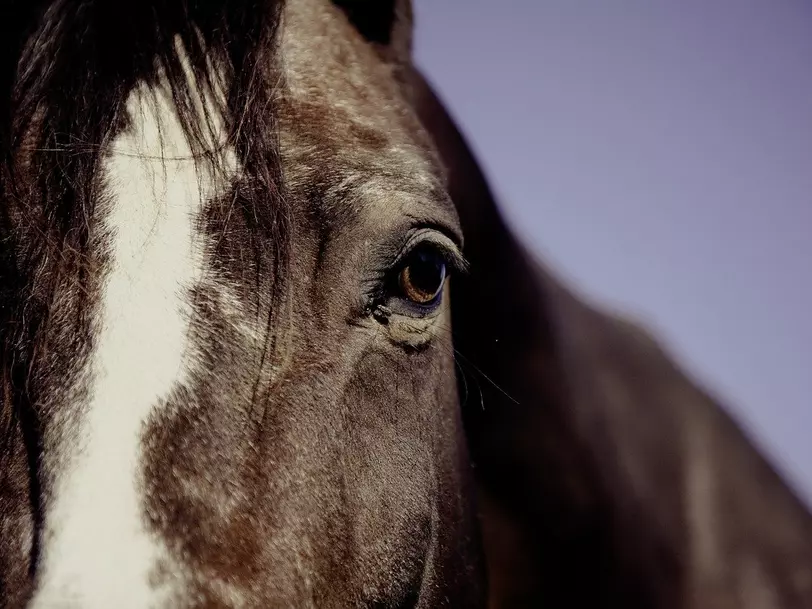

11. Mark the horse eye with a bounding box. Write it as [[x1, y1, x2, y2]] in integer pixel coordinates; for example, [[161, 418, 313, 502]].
[[398, 246, 447, 306]]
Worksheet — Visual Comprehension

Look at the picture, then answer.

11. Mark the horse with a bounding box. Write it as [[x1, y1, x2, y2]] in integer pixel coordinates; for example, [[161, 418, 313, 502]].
[[1, 0, 811, 607]]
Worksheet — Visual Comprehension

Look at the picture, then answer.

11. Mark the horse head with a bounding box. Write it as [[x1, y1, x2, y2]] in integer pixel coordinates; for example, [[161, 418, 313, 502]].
[[2, 1, 811, 608]]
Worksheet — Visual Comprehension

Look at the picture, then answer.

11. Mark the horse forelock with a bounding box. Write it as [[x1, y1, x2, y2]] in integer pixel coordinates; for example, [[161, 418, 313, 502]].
[[0, 0, 290, 605], [1, 0, 290, 401]]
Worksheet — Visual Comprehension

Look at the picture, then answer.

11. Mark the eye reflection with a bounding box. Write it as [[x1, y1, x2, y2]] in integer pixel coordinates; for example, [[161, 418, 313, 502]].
[[398, 247, 447, 305]]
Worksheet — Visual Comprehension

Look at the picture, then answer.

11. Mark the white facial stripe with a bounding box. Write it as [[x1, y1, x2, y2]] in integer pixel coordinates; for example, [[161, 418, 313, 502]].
[[31, 57, 235, 607]]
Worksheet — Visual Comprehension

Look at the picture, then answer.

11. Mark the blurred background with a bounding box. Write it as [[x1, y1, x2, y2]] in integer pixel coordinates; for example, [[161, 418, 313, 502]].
[[413, 0, 812, 505]]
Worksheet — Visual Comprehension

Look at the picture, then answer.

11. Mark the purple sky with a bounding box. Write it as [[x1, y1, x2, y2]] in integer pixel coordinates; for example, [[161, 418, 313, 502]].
[[413, 0, 812, 505]]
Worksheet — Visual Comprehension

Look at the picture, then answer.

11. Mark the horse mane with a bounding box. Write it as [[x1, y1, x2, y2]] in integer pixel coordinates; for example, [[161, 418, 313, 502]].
[[0, 0, 289, 439]]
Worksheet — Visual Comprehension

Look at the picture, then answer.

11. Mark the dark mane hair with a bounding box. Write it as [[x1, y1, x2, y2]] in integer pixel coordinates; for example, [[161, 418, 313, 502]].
[[0, 0, 289, 440]]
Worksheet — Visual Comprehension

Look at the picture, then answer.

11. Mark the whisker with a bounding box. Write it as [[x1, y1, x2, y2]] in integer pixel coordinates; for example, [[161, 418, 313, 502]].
[[397, 317, 520, 407]]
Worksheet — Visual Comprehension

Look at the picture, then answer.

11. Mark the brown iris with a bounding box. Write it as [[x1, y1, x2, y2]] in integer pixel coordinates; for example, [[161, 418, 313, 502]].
[[398, 247, 447, 305]]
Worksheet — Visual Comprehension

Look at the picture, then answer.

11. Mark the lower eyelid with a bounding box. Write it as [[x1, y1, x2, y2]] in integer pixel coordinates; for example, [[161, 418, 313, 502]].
[[379, 306, 445, 347]]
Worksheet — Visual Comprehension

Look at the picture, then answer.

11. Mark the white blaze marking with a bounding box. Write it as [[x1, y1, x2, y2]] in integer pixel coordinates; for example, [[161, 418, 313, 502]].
[[32, 59, 234, 607]]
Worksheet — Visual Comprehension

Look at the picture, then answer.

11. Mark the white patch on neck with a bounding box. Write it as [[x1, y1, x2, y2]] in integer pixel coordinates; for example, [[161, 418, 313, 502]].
[[31, 52, 236, 608]]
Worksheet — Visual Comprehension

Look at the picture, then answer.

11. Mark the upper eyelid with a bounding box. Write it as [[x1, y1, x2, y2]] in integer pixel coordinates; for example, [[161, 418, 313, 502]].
[[402, 210, 464, 250], [394, 229, 469, 275]]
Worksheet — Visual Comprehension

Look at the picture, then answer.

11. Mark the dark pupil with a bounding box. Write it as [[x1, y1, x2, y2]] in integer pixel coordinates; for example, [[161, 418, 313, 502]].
[[406, 250, 446, 299]]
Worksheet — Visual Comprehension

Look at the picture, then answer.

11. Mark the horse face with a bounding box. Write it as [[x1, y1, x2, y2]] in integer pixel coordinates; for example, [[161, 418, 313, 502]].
[[0, 0, 484, 606]]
